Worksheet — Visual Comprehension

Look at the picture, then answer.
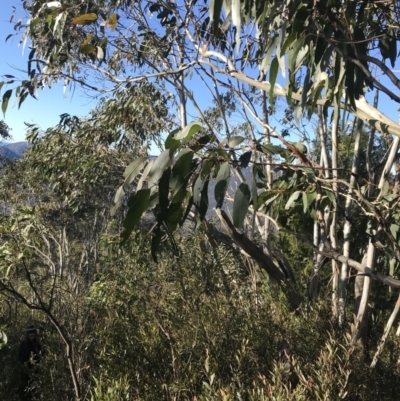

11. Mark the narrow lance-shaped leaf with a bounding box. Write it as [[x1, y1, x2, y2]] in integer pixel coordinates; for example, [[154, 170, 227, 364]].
[[214, 162, 230, 208], [2, 89, 12, 116], [285, 191, 301, 209], [269, 57, 279, 106], [158, 167, 171, 222], [174, 121, 202, 142], [147, 150, 171, 186], [121, 189, 151, 243], [228, 136, 245, 147], [71, 13, 97, 25], [233, 183, 251, 228], [170, 149, 194, 194], [209, 0, 223, 36], [123, 156, 148, 190]]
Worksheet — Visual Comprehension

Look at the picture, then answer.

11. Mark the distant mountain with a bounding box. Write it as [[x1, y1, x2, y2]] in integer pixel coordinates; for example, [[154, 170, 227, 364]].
[[0, 142, 29, 160], [0, 146, 19, 160]]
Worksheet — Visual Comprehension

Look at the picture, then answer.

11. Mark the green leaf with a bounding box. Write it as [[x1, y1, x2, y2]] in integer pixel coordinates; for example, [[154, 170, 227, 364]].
[[180, 195, 193, 226], [233, 183, 251, 228], [165, 128, 180, 150], [2, 89, 12, 116], [307, 189, 317, 207], [0, 330, 7, 347], [170, 149, 194, 194], [121, 189, 151, 243], [193, 174, 209, 223], [390, 223, 399, 238], [210, 0, 223, 36], [256, 143, 283, 155], [123, 157, 148, 190], [228, 136, 245, 147], [239, 151, 252, 168], [113, 186, 125, 214], [159, 167, 171, 222], [71, 13, 98, 25], [269, 56, 279, 106], [137, 160, 154, 190], [80, 44, 96, 55], [285, 191, 300, 209], [147, 150, 171, 186], [302, 191, 308, 213], [214, 162, 230, 208], [174, 121, 202, 142]]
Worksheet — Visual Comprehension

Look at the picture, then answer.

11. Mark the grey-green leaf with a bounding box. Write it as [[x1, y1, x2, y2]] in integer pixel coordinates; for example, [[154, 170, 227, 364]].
[[2, 89, 12, 116], [174, 121, 202, 142], [228, 136, 245, 147], [214, 162, 230, 208], [147, 150, 171, 186], [233, 183, 251, 228], [123, 156, 148, 190], [285, 191, 300, 210], [121, 189, 151, 243]]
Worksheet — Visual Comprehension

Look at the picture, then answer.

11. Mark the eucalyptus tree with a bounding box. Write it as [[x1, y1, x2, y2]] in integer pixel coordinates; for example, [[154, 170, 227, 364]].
[[4, 0, 400, 355]]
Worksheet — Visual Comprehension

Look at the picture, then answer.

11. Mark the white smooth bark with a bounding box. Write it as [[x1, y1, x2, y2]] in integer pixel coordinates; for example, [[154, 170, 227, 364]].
[[339, 119, 363, 327], [352, 237, 376, 344], [371, 294, 400, 367], [330, 101, 339, 318]]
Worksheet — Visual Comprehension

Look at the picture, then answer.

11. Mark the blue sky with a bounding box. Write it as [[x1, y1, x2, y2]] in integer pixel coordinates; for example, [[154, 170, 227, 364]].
[[0, 3, 94, 142], [1, 1, 400, 146]]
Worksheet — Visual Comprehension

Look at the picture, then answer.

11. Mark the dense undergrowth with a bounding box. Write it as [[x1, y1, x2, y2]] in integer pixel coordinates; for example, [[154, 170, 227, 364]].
[[1, 230, 400, 400]]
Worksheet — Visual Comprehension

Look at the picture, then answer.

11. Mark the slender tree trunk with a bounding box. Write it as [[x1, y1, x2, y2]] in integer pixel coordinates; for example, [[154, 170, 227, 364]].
[[371, 293, 400, 367], [330, 101, 339, 318], [366, 90, 379, 196], [352, 237, 376, 345], [261, 77, 273, 256], [377, 136, 400, 195], [339, 119, 363, 327], [308, 108, 330, 302]]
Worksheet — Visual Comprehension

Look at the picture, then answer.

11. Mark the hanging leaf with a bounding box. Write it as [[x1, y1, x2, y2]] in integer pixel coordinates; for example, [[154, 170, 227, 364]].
[[233, 183, 251, 228], [170, 149, 194, 194], [228, 136, 245, 147], [239, 151, 252, 168], [147, 150, 171, 186], [2, 89, 12, 116], [80, 44, 96, 55], [113, 186, 125, 210], [210, 0, 223, 36], [71, 13, 98, 25], [174, 121, 202, 142], [285, 191, 300, 209], [269, 56, 279, 106], [159, 167, 171, 222], [121, 189, 151, 243], [214, 162, 231, 208], [123, 157, 148, 190], [302, 191, 308, 213]]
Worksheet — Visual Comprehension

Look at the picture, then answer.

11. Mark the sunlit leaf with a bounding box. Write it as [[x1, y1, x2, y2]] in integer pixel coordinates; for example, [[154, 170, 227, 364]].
[[228, 136, 245, 147], [285, 191, 300, 209], [71, 13, 97, 25], [174, 121, 202, 142]]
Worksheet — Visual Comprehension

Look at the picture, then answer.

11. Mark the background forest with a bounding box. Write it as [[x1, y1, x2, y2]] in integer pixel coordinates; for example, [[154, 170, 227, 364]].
[[2, 0, 400, 400]]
